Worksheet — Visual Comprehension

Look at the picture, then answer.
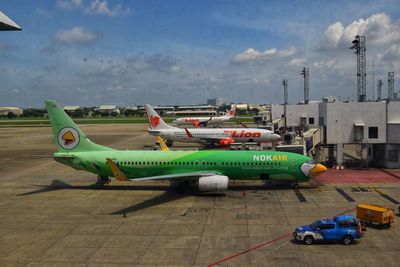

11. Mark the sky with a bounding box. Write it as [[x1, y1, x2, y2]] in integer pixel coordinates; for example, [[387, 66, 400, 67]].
[[1, 0, 400, 107]]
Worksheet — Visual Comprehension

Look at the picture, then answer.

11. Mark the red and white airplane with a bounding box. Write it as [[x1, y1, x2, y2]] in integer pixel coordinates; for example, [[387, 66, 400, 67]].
[[172, 105, 236, 127], [145, 104, 281, 147]]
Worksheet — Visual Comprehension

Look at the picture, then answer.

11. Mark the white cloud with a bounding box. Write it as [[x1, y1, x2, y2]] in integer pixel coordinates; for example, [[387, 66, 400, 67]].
[[56, 0, 131, 16], [55, 27, 100, 44], [319, 13, 400, 50], [313, 60, 337, 69], [380, 44, 400, 60], [319, 22, 344, 50], [35, 7, 52, 16], [288, 58, 307, 67], [56, 0, 82, 10], [233, 47, 298, 64], [86, 0, 131, 16], [378, 44, 400, 73]]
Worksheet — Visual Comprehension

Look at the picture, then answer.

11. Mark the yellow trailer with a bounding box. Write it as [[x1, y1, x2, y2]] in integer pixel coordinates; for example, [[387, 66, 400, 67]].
[[356, 204, 394, 228]]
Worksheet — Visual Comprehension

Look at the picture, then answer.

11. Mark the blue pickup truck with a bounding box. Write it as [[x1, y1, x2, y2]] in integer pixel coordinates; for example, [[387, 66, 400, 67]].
[[293, 215, 363, 245]]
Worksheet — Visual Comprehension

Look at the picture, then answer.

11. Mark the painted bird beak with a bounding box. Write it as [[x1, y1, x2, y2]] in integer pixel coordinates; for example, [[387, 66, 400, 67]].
[[309, 163, 328, 176]]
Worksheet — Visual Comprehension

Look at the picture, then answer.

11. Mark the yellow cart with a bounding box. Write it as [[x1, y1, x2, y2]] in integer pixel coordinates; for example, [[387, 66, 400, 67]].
[[356, 204, 394, 228]]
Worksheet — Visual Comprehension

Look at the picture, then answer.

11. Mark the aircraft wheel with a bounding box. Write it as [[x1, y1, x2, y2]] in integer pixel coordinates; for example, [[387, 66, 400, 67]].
[[97, 175, 110, 186], [293, 183, 299, 189]]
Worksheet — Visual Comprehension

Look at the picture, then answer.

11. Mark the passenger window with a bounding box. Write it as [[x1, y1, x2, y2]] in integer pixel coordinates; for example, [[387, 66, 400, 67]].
[[326, 224, 335, 229], [318, 224, 335, 230], [338, 221, 357, 228]]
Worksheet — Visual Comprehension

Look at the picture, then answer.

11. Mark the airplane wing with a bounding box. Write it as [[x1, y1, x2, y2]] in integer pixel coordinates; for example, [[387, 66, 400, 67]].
[[199, 117, 212, 127], [129, 171, 222, 181], [106, 158, 221, 181]]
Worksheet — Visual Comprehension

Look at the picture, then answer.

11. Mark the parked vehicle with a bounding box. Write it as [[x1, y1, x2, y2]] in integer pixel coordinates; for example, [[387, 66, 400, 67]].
[[356, 204, 394, 228], [293, 214, 363, 245]]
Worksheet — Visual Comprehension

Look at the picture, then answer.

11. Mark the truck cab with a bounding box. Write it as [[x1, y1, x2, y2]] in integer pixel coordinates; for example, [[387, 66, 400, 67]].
[[293, 214, 363, 245]]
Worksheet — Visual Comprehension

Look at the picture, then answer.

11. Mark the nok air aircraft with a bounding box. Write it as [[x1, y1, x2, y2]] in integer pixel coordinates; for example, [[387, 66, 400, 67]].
[[46, 100, 327, 191]]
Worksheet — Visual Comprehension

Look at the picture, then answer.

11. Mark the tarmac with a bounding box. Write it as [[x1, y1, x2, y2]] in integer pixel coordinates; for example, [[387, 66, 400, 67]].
[[1, 124, 400, 266]]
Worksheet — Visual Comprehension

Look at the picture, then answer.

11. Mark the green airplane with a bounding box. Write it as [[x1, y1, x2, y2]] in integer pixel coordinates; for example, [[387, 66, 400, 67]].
[[46, 100, 327, 191]]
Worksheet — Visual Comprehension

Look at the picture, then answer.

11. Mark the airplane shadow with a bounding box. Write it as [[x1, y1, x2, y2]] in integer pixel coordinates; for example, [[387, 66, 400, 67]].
[[18, 180, 318, 215], [17, 179, 170, 196], [110, 190, 186, 215]]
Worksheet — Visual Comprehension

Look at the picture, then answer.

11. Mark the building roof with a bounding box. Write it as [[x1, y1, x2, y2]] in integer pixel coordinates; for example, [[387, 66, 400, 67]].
[[0, 11, 22, 31], [63, 106, 81, 111], [125, 106, 138, 110], [177, 105, 215, 110], [0, 106, 22, 110], [99, 105, 118, 110]]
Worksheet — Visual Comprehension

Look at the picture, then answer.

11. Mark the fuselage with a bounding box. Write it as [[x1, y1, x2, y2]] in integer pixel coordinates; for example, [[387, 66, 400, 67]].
[[55, 150, 315, 182], [149, 128, 280, 143], [173, 116, 230, 125]]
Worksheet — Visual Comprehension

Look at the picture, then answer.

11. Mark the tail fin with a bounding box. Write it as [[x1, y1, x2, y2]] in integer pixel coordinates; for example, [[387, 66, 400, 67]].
[[226, 105, 236, 118], [45, 100, 112, 152], [144, 104, 176, 130], [156, 136, 170, 151]]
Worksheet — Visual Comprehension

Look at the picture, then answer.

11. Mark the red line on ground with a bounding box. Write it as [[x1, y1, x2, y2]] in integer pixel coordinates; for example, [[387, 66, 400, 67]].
[[379, 168, 400, 180], [207, 207, 357, 266], [207, 232, 292, 267]]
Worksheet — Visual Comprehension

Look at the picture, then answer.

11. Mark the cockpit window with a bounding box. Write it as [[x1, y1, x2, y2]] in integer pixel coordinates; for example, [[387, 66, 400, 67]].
[[307, 160, 316, 164]]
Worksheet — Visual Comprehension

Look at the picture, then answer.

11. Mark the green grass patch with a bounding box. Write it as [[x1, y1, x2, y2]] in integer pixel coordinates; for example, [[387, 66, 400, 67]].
[[0, 116, 254, 126]]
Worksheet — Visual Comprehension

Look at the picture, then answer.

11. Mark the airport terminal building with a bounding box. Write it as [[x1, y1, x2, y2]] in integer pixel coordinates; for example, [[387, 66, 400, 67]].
[[271, 100, 400, 168]]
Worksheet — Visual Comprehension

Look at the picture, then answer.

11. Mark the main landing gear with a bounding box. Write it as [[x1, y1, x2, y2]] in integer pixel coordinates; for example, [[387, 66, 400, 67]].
[[176, 181, 189, 194], [97, 175, 110, 186]]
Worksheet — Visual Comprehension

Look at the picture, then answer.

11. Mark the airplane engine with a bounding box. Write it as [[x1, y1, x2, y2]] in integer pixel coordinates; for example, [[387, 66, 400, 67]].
[[198, 175, 229, 192], [218, 138, 235, 146]]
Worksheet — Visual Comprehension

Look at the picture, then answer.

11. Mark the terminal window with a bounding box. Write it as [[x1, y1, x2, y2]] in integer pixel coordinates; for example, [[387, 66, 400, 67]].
[[308, 117, 315, 125], [368, 127, 378, 139], [388, 150, 399, 162]]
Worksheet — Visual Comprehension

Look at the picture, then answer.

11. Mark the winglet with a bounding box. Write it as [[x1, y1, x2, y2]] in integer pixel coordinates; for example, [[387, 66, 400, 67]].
[[156, 136, 170, 151], [192, 120, 200, 128], [184, 128, 193, 138], [106, 158, 128, 181], [237, 121, 248, 128]]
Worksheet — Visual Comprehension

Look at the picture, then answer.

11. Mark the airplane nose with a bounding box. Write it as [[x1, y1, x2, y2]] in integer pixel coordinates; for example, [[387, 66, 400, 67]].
[[309, 163, 328, 176], [272, 134, 281, 140]]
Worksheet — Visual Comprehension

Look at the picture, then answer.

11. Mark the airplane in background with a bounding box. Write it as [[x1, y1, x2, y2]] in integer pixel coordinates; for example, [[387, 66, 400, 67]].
[[45, 100, 327, 191], [145, 104, 281, 147], [172, 105, 236, 127]]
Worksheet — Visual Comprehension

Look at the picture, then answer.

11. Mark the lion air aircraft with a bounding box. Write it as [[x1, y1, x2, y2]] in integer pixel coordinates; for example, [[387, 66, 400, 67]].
[[145, 104, 281, 146], [172, 105, 236, 127]]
